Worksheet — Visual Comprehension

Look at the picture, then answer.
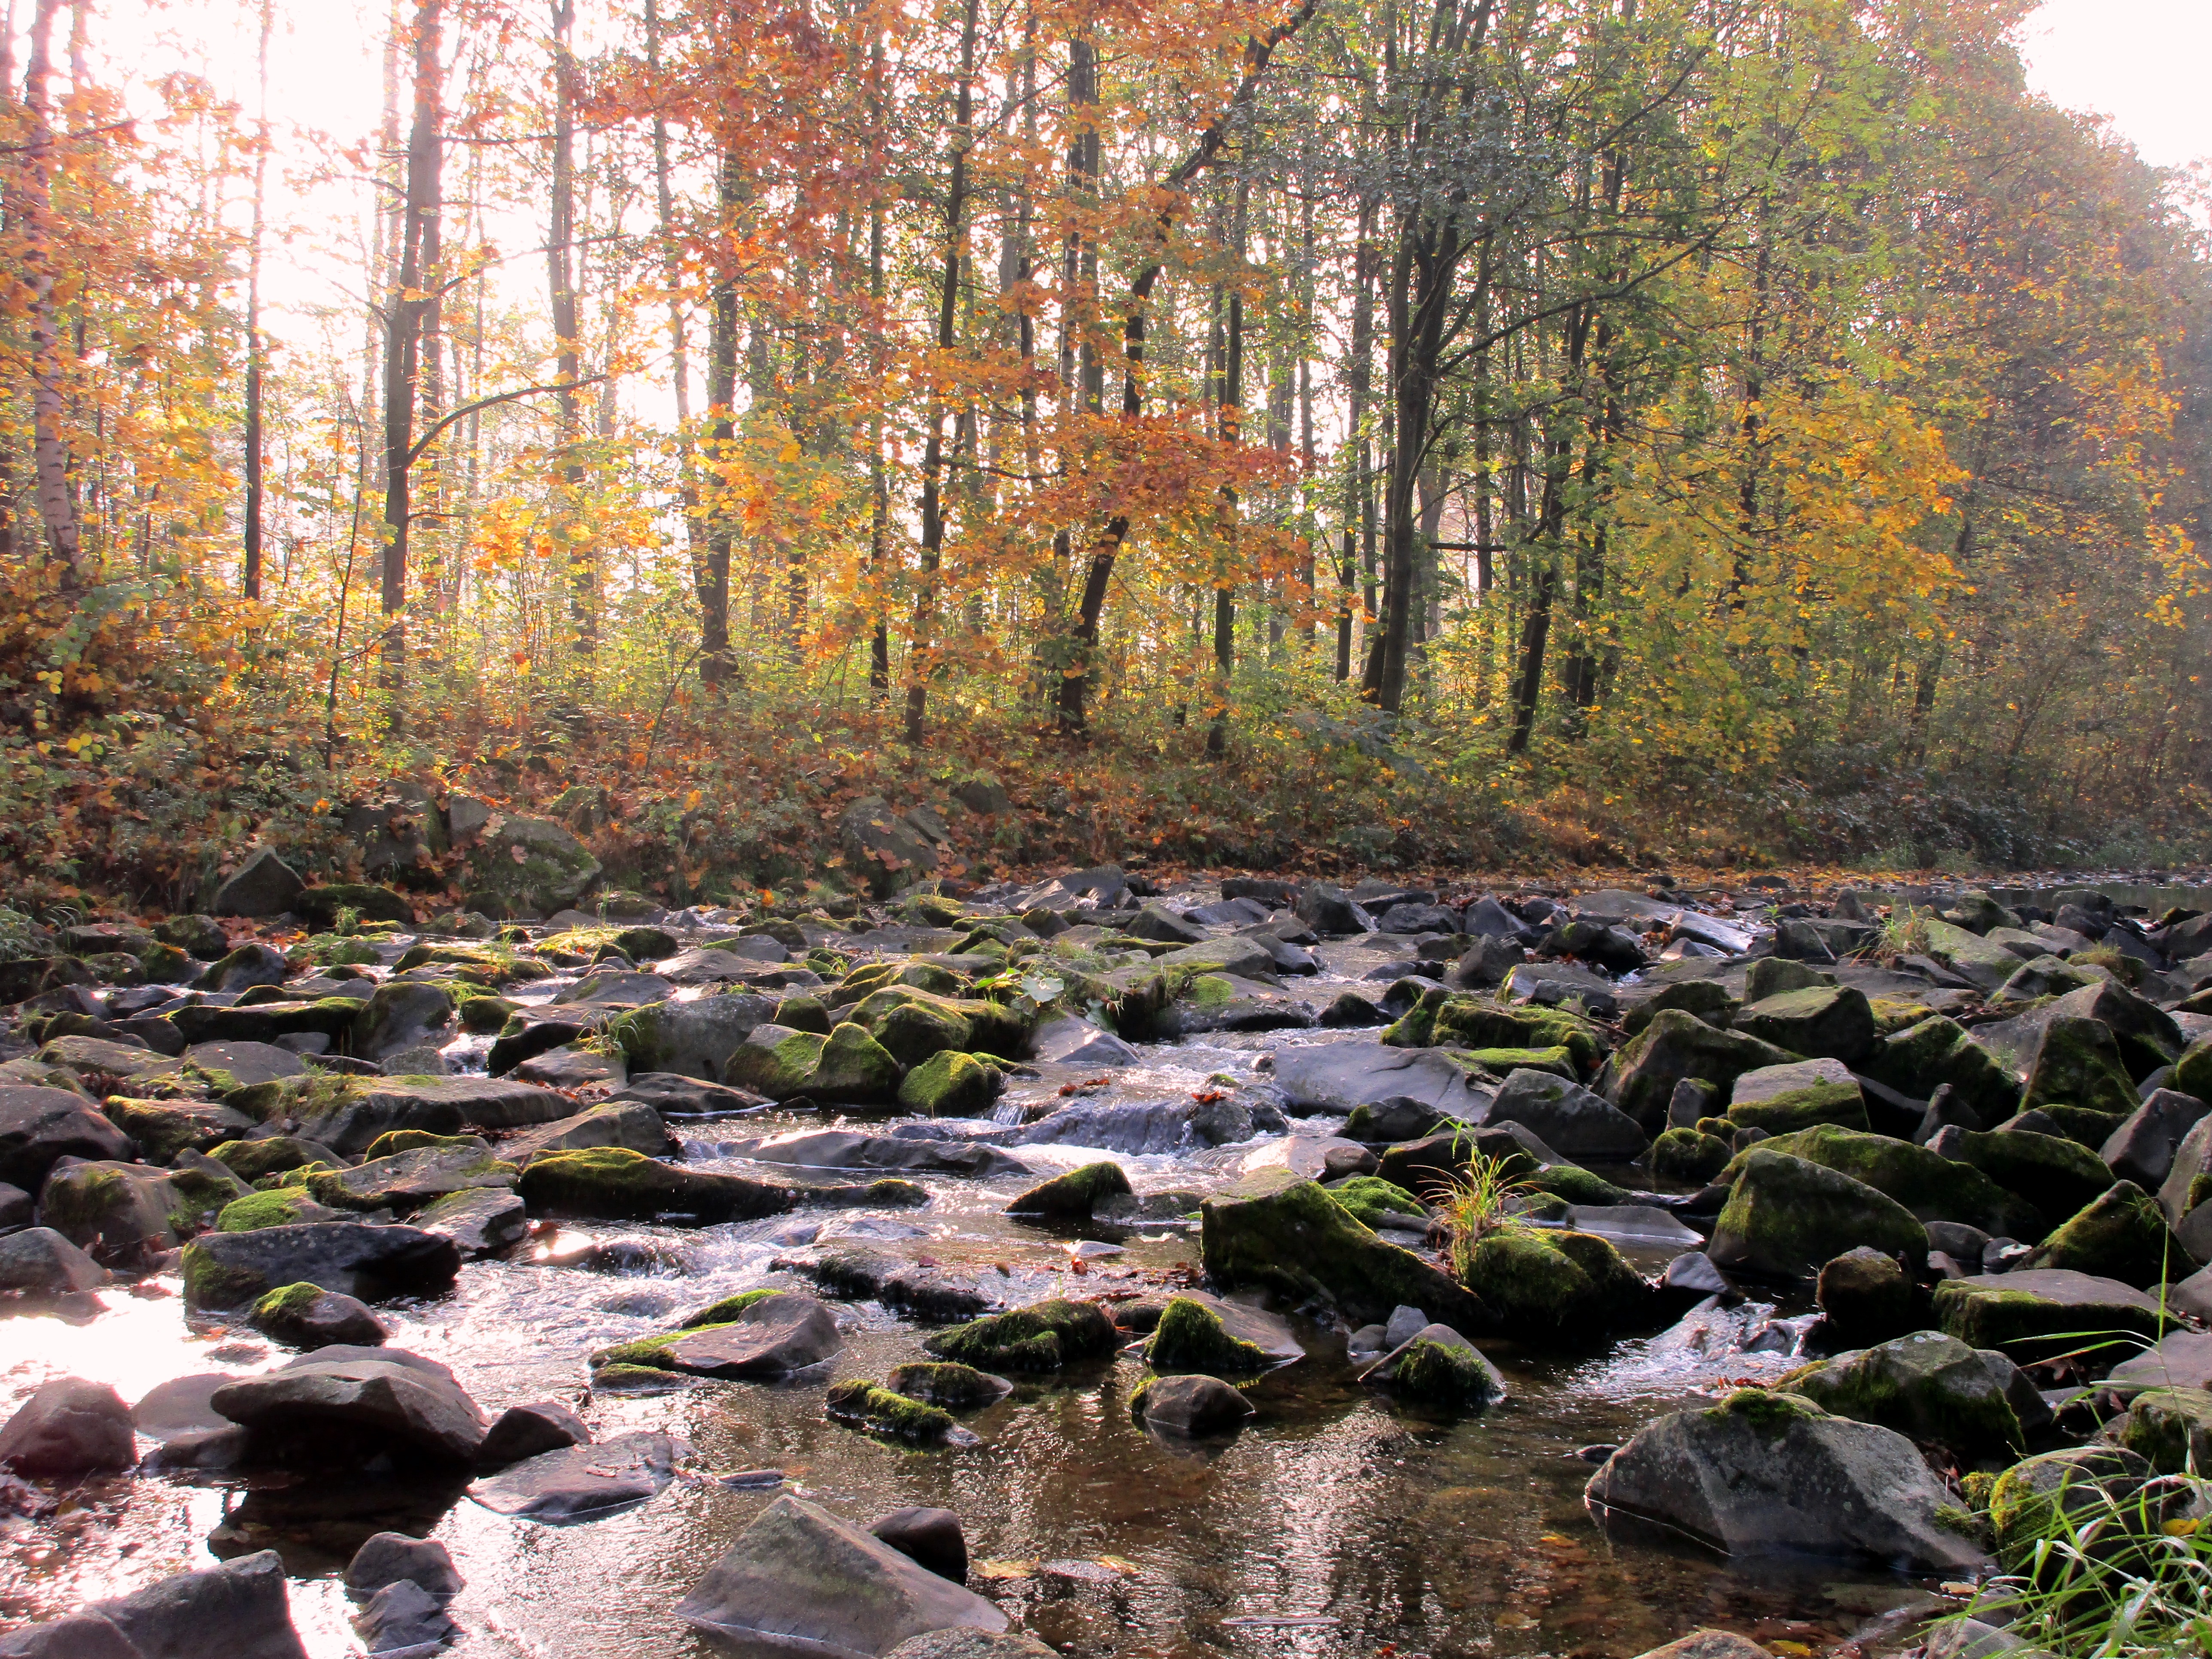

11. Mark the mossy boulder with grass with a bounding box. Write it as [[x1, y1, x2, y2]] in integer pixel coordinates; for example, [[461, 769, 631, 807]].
[[1932, 1269, 2166, 1368], [1431, 998, 1607, 1078], [2022, 1181, 2183, 1288], [924, 1297, 1118, 1372], [1733, 986, 1878, 1067], [722, 1024, 826, 1098], [803, 1022, 906, 1105], [1005, 1161, 1130, 1219], [1720, 1124, 2043, 1237], [1945, 1129, 2115, 1234], [1201, 1169, 1489, 1330], [1607, 1009, 1798, 1131], [1651, 1127, 1733, 1183], [1986, 1446, 2153, 1561], [1781, 1331, 2025, 1458], [1863, 1016, 2021, 1125], [896, 1050, 1001, 1118], [1921, 920, 2024, 992], [1456, 1226, 1651, 1338], [1142, 1296, 1270, 1376], [1709, 1150, 1928, 1280], [2109, 1386, 2212, 1474], [2021, 1016, 2140, 1120], [216, 1187, 344, 1231], [515, 1146, 794, 1224]]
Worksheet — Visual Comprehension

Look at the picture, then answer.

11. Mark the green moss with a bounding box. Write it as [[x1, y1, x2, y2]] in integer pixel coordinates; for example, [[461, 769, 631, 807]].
[[823, 1379, 955, 1442], [589, 1362, 691, 1392], [926, 1297, 1118, 1372], [804, 1021, 906, 1102], [887, 1361, 1007, 1409], [1324, 1175, 1427, 1230], [721, 1027, 827, 1097], [1143, 1297, 1269, 1375], [1864, 1015, 2021, 1124], [896, 1049, 1000, 1117], [1988, 1448, 2150, 1561], [1185, 973, 1238, 1012], [1706, 1386, 1823, 1437], [1433, 997, 1606, 1076], [1725, 1080, 1870, 1136], [1950, 1129, 2115, 1233], [1719, 1124, 2042, 1237], [1458, 1227, 1648, 1337], [680, 1288, 778, 1329], [2022, 1015, 2140, 1118], [216, 1188, 319, 1231], [251, 1281, 326, 1320], [1608, 1008, 1796, 1125], [1651, 1127, 1732, 1182], [1006, 1161, 1132, 1218], [1961, 1470, 1999, 1511], [1459, 1044, 1577, 1079], [2027, 1180, 2180, 1288], [1932, 1278, 2163, 1366], [179, 1240, 261, 1308], [771, 994, 834, 1035], [36, 1164, 129, 1235], [253, 1161, 333, 1190], [362, 1130, 481, 1161], [1391, 1338, 1504, 1410], [456, 993, 517, 1034], [1520, 1165, 1629, 1206], [1783, 1333, 2025, 1456], [1713, 1149, 1929, 1278], [2112, 1387, 2212, 1474]]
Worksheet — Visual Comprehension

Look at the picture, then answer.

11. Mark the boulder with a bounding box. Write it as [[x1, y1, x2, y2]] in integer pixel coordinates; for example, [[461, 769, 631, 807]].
[[1986, 1445, 2154, 1560], [2105, 1329, 2212, 1395], [249, 1282, 388, 1349], [0, 1087, 133, 1190], [462, 813, 601, 918], [476, 1401, 590, 1469], [1201, 1170, 1487, 1330], [1130, 1373, 1256, 1436], [1708, 1150, 1928, 1280], [298, 1074, 574, 1154], [591, 1292, 841, 1379], [0, 1225, 106, 1297], [181, 1222, 462, 1309], [351, 1580, 458, 1655], [1358, 1323, 1507, 1410], [1717, 1125, 2042, 1238], [2101, 1089, 2211, 1191], [1941, 1128, 2115, 1234], [38, 1160, 189, 1261], [839, 799, 942, 895], [350, 982, 454, 1065], [0, 1376, 136, 1475], [2109, 1386, 2212, 1475], [1294, 883, 1373, 936], [1732, 986, 1877, 1066], [1486, 1068, 1648, 1160], [1724, 1060, 1870, 1136], [1864, 1017, 2020, 1125], [101, 1097, 258, 1163], [1651, 1127, 1732, 1183], [469, 1428, 685, 1521], [82, 1550, 308, 1659], [2021, 1016, 2140, 1118], [1584, 1387, 1990, 1570], [500, 1100, 674, 1163], [870, 1507, 968, 1583], [926, 1297, 1119, 1372], [198, 942, 292, 993], [1783, 1331, 2026, 1456], [211, 1346, 488, 1465], [0, 1616, 147, 1658], [897, 1051, 1001, 1118], [1932, 1270, 2165, 1367], [344, 1531, 465, 1599], [677, 1495, 1007, 1652], [2024, 1179, 2184, 1288], [886, 1363, 1013, 1411], [1458, 1227, 1650, 1337], [213, 850, 305, 918], [1006, 1161, 1131, 1219], [302, 1142, 516, 1215], [613, 993, 779, 1082], [515, 1147, 794, 1224], [729, 1127, 1024, 1179], [2156, 1114, 2212, 1241], [1815, 1247, 1916, 1346], [1921, 920, 2021, 992], [823, 1381, 964, 1443], [1270, 1040, 1491, 1120], [1627, 1635, 1772, 1659], [1607, 1011, 1796, 1131]]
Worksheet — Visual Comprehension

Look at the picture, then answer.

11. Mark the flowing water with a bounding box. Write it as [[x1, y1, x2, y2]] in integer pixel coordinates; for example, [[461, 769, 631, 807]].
[[0, 914, 1957, 1657]]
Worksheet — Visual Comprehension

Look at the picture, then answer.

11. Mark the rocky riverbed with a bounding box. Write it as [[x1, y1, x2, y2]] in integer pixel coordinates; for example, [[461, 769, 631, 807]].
[[3, 865, 2210, 1659]]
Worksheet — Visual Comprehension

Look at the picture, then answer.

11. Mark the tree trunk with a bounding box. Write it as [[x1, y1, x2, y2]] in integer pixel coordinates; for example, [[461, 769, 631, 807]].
[[546, 0, 590, 673], [241, 0, 273, 599], [15, 0, 88, 589], [698, 151, 739, 687], [1209, 183, 1245, 761]]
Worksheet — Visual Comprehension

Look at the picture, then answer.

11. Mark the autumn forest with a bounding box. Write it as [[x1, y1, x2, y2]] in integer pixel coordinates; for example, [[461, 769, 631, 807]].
[[1, 0, 2207, 906]]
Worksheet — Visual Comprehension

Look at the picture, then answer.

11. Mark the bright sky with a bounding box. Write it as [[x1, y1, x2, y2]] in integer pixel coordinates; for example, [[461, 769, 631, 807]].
[[2018, 0, 2211, 176]]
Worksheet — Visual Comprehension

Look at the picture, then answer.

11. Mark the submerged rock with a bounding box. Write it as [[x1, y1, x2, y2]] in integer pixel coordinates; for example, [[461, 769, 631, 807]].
[[469, 1428, 687, 1522], [344, 1531, 465, 1599], [1584, 1387, 1990, 1570], [1358, 1324, 1507, 1411], [0, 1377, 136, 1476], [927, 1297, 1118, 1372], [210, 1346, 489, 1466], [515, 1147, 794, 1223], [476, 1401, 590, 1469], [825, 1381, 965, 1444], [885, 1363, 1012, 1411], [1130, 1373, 1254, 1437]]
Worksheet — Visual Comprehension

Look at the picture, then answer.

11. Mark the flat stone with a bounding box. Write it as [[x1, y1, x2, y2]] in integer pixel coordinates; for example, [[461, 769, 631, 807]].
[[211, 1346, 489, 1465], [182, 1222, 462, 1309], [468, 1428, 685, 1522], [654, 1293, 842, 1378], [727, 1128, 1028, 1179], [2105, 1330, 2212, 1396], [1134, 1373, 1255, 1436], [413, 1187, 529, 1257]]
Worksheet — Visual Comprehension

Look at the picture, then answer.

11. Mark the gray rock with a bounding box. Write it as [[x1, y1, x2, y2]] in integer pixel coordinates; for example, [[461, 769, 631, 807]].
[[250, 1285, 387, 1349], [1025, 1015, 1139, 1067], [648, 1292, 843, 1379], [298, 1075, 573, 1154], [181, 1041, 304, 1088], [212, 850, 305, 918], [476, 1401, 590, 1468], [500, 1101, 674, 1163], [0, 1376, 135, 1474], [1357, 1322, 1508, 1409], [1486, 1068, 1649, 1160], [1270, 1040, 1492, 1119], [883, 1634, 1056, 1659], [2104, 1329, 2212, 1395], [1585, 1390, 1991, 1569], [352, 1579, 458, 1654], [1133, 1373, 1256, 1436], [462, 813, 601, 918], [1383, 1304, 1428, 1347], [211, 1346, 489, 1465], [38, 1160, 188, 1261], [344, 1531, 465, 1599], [677, 1495, 1008, 1652], [1009, 1096, 1259, 1157], [2105, 1088, 2212, 1191], [468, 1428, 685, 1522], [0, 1615, 145, 1658], [413, 1187, 529, 1257], [1295, 883, 1375, 936], [612, 993, 780, 1082], [614, 1073, 772, 1117], [514, 1046, 626, 1090], [0, 1087, 134, 1190], [83, 1550, 308, 1659], [197, 942, 292, 993], [839, 799, 941, 895], [131, 1373, 240, 1442], [869, 1506, 967, 1583], [729, 1128, 1027, 1179], [182, 1222, 462, 1308], [0, 1225, 106, 1296], [352, 982, 456, 1064]]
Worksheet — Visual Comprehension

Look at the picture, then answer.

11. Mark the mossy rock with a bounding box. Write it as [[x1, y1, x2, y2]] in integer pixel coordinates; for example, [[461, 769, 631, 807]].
[[216, 1188, 338, 1231], [1520, 1164, 1629, 1206], [456, 994, 518, 1034], [1623, 979, 1740, 1036], [1719, 1124, 2042, 1238], [590, 1362, 692, 1393], [1702, 1385, 1829, 1438], [515, 1146, 793, 1224], [1324, 1175, 1427, 1230], [1782, 1331, 2023, 1458], [722, 1025, 827, 1098], [1931, 1275, 2165, 1367], [802, 1021, 906, 1104], [1868, 998, 1936, 1038], [1142, 1296, 1270, 1376], [1948, 1128, 2114, 1234], [826, 1380, 959, 1443], [1987, 1446, 2152, 1562], [1815, 1247, 1917, 1346], [1389, 1336, 1507, 1410], [1458, 1227, 1650, 1338], [2023, 1180, 2182, 1288], [1863, 1016, 2020, 1124], [2110, 1386, 2212, 1474], [1006, 1161, 1131, 1219], [100, 1097, 255, 1163], [2030, 1104, 2128, 1146], [678, 1288, 780, 1329], [1608, 1009, 1797, 1129], [849, 986, 1030, 1066], [925, 1297, 1119, 1372], [1710, 1149, 1927, 1280], [1724, 1080, 1870, 1136], [1745, 958, 1831, 1001], [896, 1049, 1001, 1118], [361, 1129, 482, 1161], [2022, 1016, 2140, 1120], [1431, 998, 1606, 1077], [1733, 986, 1877, 1066], [1650, 1127, 1732, 1182], [886, 1361, 1012, 1410], [1459, 1045, 1577, 1080], [771, 995, 834, 1036]]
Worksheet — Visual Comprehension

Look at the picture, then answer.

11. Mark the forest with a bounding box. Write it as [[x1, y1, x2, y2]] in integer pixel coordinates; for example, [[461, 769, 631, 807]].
[[1, 0, 2207, 908]]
